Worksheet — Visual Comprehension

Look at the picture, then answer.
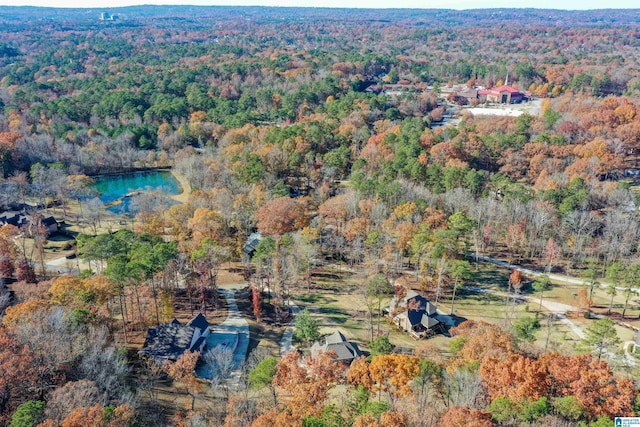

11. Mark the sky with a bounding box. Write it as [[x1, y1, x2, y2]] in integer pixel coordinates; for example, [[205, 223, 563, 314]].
[[0, 0, 638, 9]]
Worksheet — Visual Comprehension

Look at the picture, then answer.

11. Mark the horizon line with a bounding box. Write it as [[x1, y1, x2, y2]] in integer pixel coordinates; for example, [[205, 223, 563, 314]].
[[1, 4, 639, 11]]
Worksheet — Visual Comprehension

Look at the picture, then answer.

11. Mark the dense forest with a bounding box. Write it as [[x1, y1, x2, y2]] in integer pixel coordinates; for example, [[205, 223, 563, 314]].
[[2, 5, 640, 427]]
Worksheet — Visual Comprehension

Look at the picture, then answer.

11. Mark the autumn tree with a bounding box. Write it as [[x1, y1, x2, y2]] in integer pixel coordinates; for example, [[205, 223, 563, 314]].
[[347, 356, 374, 391], [448, 321, 514, 371], [0, 328, 39, 425], [505, 270, 522, 323], [187, 208, 226, 246], [44, 380, 105, 424], [0, 253, 14, 278], [2, 299, 49, 328], [58, 403, 135, 427], [541, 353, 635, 418], [272, 350, 344, 420], [15, 258, 36, 283], [255, 197, 309, 237], [251, 285, 262, 323], [480, 353, 550, 402], [369, 354, 420, 404], [439, 406, 493, 427]]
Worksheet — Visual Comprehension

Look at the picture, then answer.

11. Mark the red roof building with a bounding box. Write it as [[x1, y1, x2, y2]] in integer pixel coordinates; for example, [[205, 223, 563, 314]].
[[478, 85, 527, 104]]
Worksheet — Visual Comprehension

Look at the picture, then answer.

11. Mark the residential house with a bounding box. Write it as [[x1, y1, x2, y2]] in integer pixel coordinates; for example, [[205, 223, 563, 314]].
[[42, 216, 59, 234], [386, 290, 442, 339], [311, 330, 363, 364], [0, 212, 26, 228], [243, 232, 263, 256], [478, 85, 527, 104], [0, 212, 58, 235], [140, 313, 211, 363]]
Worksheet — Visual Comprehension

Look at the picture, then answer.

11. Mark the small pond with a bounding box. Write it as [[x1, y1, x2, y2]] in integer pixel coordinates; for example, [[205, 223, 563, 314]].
[[91, 170, 181, 214]]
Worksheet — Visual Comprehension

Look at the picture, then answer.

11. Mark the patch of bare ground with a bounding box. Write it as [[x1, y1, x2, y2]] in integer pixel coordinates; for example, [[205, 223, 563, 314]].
[[235, 287, 288, 357]]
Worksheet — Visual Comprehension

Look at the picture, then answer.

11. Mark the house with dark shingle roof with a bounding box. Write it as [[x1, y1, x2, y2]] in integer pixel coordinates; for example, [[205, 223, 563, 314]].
[[311, 330, 362, 364], [386, 289, 442, 339], [140, 313, 211, 363], [243, 232, 263, 256]]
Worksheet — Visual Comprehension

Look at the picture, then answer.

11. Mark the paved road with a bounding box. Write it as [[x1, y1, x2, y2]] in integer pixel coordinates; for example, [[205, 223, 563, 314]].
[[465, 269, 638, 365], [464, 285, 586, 339], [474, 255, 640, 293], [280, 299, 301, 356]]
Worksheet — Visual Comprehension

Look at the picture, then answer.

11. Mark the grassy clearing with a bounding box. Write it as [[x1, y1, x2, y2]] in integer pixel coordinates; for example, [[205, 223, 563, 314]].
[[289, 262, 568, 355]]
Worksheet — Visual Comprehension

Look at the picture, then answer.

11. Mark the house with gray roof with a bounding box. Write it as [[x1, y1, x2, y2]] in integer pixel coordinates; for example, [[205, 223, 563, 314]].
[[140, 313, 211, 363], [386, 289, 442, 339], [311, 330, 362, 364], [243, 232, 263, 256]]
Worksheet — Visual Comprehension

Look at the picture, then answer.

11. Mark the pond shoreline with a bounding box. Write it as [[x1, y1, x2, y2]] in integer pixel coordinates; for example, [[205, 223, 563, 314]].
[[87, 165, 173, 178], [91, 168, 190, 214], [168, 169, 191, 204]]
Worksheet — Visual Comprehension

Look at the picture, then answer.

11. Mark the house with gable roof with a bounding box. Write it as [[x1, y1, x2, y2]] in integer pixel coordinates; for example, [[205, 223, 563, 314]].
[[140, 313, 211, 363], [386, 289, 443, 339], [311, 330, 363, 364]]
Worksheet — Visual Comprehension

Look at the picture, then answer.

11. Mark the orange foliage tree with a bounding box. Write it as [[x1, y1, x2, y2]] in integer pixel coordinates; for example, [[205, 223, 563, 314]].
[[255, 197, 309, 237], [447, 320, 514, 371], [540, 353, 635, 419], [439, 406, 494, 427], [367, 354, 420, 404], [270, 350, 345, 421], [58, 403, 135, 427], [479, 353, 550, 402]]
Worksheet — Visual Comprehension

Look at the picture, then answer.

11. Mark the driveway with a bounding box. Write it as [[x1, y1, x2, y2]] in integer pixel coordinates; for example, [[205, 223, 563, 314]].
[[280, 299, 300, 356], [195, 287, 249, 380]]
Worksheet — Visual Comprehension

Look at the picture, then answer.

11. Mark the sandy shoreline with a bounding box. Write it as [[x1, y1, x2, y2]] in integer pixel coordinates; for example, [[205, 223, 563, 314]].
[[169, 168, 192, 204]]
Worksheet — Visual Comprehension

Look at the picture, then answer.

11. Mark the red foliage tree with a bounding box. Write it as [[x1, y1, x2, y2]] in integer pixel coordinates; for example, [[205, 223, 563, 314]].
[[15, 258, 36, 283], [0, 253, 13, 278], [252, 285, 262, 322], [0, 328, 39, 425]]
